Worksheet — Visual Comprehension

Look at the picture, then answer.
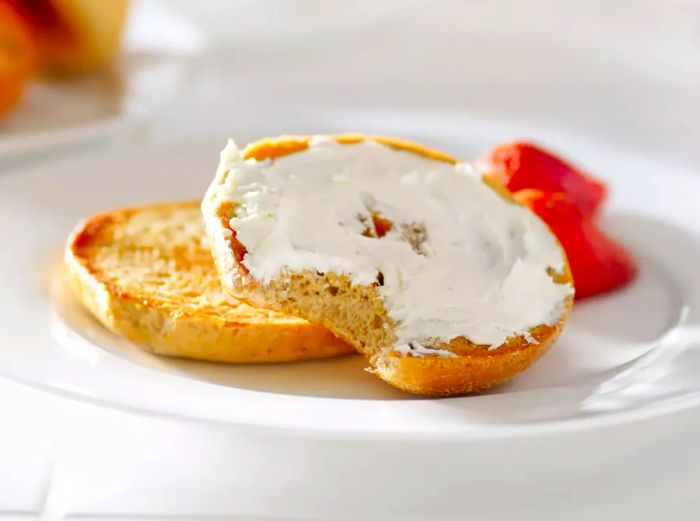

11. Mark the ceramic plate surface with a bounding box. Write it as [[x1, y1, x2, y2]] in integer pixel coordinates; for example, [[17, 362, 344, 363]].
[[1, 109, 699, 440], [0, 1, 204, 157]]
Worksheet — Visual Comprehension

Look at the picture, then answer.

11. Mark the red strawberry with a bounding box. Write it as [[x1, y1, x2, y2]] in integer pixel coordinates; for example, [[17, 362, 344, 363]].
[[514, 189, 637, 300], [480, 141, 607, 217]]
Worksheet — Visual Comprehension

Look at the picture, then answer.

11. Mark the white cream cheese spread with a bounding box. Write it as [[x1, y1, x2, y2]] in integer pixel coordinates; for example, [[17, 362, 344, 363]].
[[213, 137, 573, 350]]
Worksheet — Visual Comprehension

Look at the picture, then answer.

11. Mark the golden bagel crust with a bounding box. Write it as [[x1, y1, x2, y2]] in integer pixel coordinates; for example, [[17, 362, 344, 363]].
[[242, 134, 458, 164], [203, 135, 573, 395], [65, 201, 353, 363]]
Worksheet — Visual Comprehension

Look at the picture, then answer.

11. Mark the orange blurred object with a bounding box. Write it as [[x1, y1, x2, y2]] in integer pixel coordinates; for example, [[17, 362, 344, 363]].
[[0, 0, 35, 117], [7, 0, 129, 75]]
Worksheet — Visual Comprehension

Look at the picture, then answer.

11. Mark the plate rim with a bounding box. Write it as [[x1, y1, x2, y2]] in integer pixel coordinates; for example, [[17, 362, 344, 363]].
[[1, 112, 699, 440]]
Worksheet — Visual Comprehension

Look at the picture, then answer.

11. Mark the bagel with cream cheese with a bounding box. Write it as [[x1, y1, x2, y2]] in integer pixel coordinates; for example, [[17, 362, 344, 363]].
[[202, 135, 574, 396]]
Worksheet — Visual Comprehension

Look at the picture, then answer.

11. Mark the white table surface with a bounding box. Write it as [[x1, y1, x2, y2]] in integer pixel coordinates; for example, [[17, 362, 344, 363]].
[[2, 1, 700, 518]]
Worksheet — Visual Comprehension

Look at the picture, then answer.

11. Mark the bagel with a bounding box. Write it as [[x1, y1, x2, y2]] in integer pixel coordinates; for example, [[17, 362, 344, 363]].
[[65, 200, 353, 363], [202, 135, 574, 395]]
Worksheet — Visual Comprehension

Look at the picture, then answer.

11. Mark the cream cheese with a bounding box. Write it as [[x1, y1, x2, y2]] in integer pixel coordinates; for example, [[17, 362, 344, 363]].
[[213, 137, 573, 351]]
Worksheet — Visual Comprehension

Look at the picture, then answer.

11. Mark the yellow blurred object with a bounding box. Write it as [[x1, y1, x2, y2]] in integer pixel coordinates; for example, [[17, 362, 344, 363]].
[[27, 0, 129, 75], [0, 0, 35, 117]]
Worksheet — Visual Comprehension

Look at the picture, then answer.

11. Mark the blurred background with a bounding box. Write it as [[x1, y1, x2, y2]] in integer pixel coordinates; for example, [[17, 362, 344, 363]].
[[2, 1, 700, 519], [2, 0, 700, 162], [170, 0, 700, 162]]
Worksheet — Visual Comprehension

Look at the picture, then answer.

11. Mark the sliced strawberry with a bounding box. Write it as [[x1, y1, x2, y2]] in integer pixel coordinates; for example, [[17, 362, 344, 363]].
[[480, 141, 607, 217], [514, 189, 637, 300]]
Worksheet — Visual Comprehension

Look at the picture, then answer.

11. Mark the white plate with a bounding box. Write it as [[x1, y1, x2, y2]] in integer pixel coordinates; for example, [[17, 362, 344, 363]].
[[1, 110, 699, 440], [0, 1, 205, 157]]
